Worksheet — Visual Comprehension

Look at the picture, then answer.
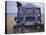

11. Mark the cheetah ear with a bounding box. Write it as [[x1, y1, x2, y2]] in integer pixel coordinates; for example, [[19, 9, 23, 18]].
[[17, 2, 22, 8]]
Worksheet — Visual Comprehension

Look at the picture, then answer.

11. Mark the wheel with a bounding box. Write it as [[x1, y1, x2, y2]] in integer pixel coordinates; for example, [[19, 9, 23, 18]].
[[13, 25, 23, 33], [13, 25, 16, 33]]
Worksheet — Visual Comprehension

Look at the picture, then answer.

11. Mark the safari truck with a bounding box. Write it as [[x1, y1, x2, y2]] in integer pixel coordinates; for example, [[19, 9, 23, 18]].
[[13, 2, 44, 33]]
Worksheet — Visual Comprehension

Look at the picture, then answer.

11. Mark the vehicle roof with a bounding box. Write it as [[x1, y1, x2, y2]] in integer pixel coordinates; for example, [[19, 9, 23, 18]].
[[22, 3, 41, 8]]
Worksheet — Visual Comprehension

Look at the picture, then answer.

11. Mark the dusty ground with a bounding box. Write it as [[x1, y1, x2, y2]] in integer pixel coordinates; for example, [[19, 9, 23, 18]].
[[7, 16, 44, 34]]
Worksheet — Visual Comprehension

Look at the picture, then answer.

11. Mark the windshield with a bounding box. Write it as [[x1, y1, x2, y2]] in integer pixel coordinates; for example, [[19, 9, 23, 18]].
[[21, 8, 38, 21], [22, 8, 36, 16]]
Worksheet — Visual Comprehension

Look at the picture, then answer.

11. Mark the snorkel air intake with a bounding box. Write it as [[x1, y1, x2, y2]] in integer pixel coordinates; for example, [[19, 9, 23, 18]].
[[17, 2, 22, 8]]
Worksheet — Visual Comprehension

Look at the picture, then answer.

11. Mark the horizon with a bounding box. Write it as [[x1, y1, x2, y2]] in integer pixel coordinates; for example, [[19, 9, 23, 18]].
[[6, 13, 44, 16]]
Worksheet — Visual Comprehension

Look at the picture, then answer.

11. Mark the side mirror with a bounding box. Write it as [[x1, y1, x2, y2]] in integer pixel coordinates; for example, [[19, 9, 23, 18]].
[[14, 17, 17, 21]]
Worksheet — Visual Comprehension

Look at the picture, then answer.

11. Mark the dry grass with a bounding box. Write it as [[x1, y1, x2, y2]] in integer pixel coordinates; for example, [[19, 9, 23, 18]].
[[7, 16, 16, 33]]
